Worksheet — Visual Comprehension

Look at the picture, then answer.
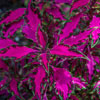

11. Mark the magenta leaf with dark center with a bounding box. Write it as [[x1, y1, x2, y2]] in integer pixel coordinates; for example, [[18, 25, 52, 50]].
[[0, 8, 26, 25]]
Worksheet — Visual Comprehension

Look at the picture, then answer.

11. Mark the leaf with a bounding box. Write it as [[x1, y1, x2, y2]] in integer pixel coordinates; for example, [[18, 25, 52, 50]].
[[0, 38, 17, 49], [0, 46, 37, 59], [3, 19, 24, 37], [22, 25, 37, 42], [40, 53, 48, 71], [72, 77, 86, 89], [51, 96, 57, 100], [77, 40, 88, 52], [26, 0, 40, 32], [52, 66, 72, 100], [46, 5, 65, 20], [93, 56, 100, 64], [10, 78, 19, 96], [37, 27, 46, 48], [63, 30, 92, 46], [87, 52, 96, 80], [58, 13, 82, 43], [0, 59, 8, 71], [50, 45, 83, 57], [34, 66, 46, 99], [55, 0, 72, 4], [0, 8, 26, 25], [89, 16, 100, 44], [89, 16, 100, 28], [70, 0, 90, 13], [0, 77, 7, 88], [96, 1, 100, 5], [43, 93, 48, 100]]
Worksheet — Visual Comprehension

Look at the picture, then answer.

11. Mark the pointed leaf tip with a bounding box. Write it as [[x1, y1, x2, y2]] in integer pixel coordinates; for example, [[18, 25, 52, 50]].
[[26, 0, 40, 32], [53, 67, 72, 99], [40, 53, 48, 71], [70, 0, 90, 13], [72, 77, 86, 89], [34, 66, 46, 99], [0, 46, 37, 59], [0, 8, 26, 25], [37, 27, 46, 48], [10, 78, 19, 96], [50, 45, 83, 57], [0, 38, 17, 49], [58, 13, 82, 43]]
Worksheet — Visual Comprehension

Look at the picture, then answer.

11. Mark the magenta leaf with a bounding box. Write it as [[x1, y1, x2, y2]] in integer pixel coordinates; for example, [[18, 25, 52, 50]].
[[22, 25, 37, 42], [72, 77, 86, 89], [87, 52, 96, 80], [89, 16, 100, 43], [77, 40, 88, 52], [0, 38, 17, 49], [0, 59, 8, 71], [89, 16, 100, 28], [3, 19, 24, 37], [50, 45, 83, 57], [63, 30, 92, 46], [10, 78, 19, 96], [0, 8, 26, 25], [37, 27, 46, 48], [40, 53, 48, 71], [52, 66, 72, 100], [93, 56, 100, 64], [55, 0, 72, 4], [70, 0, 90, 13], [0, 46, 37, 59], [96, 1, 100, 4], [58, 13, 82, 43], [0, 77, 7, 88], [34, 66, 46, 99], [46, 6, 65, 20], [43, 93, 48, 100], [91, 28, 100, 44], [26, 0, 40, 32]]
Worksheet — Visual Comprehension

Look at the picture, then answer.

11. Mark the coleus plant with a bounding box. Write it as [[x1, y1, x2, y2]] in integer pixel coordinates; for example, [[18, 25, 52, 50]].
[[0, 0, 100, 99]]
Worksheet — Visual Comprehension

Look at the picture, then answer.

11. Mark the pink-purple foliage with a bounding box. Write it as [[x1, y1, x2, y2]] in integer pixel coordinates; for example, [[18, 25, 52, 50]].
[[0, 0, 100, 99]]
